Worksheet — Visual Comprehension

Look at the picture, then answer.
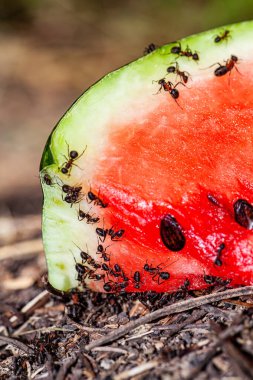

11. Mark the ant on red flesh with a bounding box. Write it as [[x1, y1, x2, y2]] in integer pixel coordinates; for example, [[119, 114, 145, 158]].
[[181, 279, 190, 291], [155, 79, 186, 100], [167, 62, 190, 84], [96, 227, 108, 242], [108, 227, 125, 241], [60, 143, 87, 175], [103, 282, 113, 292], [214, 55, 239, 77], [96, 243, 111, 262], [214, 243, 225, 266], [114, 264, 121, 273], [144, 261, 170, 284], [87, 189, 108, 208], [203, 274, 216, 285], [133, 271, 142, 289], [214, 29, 230, 43]]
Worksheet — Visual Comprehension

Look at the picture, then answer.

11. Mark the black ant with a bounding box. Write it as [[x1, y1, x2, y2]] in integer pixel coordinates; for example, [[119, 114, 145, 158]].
[[96, 225, 125, 242], [42, 173, 53, 186], [167, 62, 190, 84], [214, 29, 230, 43], [203, 274, 216, 285], [181, 278, 190, 291], [78, 207, 100, 224], [144, 261, 170, 284], [74, 243, 101, 270], [96, 243, 111, 262], [62, 184, 83, 206], [87, 187, 108, 208], [170, 43, 199, 60], [214, 243, 225, 266], [144, 43, 158, 55], [74, 262, 87, 282], [133, 271, 142, 289], [108, 226, 125, 241], [213, 55, 239, 77], [60, 143, 87, 175], [64, 192, 83, 207], [88, 272, 105, 282], [154, 79, 186, 106]]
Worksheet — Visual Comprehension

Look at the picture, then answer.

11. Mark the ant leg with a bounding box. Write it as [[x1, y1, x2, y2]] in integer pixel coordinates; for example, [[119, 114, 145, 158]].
[[75, 145, 87, 160], [174, 81, 187, 89], [174, 99, 184, 110], [234, 65, 243, 76]]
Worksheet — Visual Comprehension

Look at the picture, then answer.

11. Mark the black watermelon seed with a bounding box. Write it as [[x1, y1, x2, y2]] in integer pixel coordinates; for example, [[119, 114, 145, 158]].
[[160, 214, 186, 251], [233, 199, 253, 230]]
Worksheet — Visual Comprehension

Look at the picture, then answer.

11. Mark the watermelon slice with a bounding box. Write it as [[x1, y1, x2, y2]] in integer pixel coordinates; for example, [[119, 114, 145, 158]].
[[40, 21, 253, 293]]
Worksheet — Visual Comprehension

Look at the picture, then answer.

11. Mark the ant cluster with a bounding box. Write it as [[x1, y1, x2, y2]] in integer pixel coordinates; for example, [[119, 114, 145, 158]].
[[153, 29, 239, 105]]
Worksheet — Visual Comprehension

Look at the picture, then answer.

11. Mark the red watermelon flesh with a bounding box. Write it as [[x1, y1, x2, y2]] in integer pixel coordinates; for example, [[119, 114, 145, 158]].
[[40, 21, 253, 293]]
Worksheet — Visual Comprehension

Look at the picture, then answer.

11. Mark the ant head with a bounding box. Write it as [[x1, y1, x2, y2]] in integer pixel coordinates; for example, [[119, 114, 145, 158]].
[[231, 55, 238, 62], [192, 52, 199, 61], [167, 66, 175, 73], [70, 150, 78, 159], [158, 78, 166, 85], [61, 167, 68, 174], [62, 184, 70, 193]]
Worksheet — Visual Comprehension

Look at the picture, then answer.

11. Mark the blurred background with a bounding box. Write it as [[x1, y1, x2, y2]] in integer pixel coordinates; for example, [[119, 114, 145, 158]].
[[1, 0, 253, 217]]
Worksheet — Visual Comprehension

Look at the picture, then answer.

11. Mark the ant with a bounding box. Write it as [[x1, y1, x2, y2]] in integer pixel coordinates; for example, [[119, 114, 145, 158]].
[[203, 274, 216, 285], [78, 207, 100, 224], [181, 278, 190, 291], [87, 187, 108, 208], [96, 243, 111, 262], [170, 43, 199, 60], [133, 271, 142, 289], [64, 192, 83, 207], [74, 243, 101, 269], [213, 55, 239, 77], [144, 43, 158, 55], [108, 226, 125, 241], [42, 172, 53, 186], [167, 62, 190, 84], [62, 183, 83, 206], [214, 30, 230, 43], [214, 243, 225, 266], [88, 272, 106, 282], [96, 225, 125, 242], [154, 79, 186, 104], [62, 184, 82, 195], [60, 142, 87, 175], [144, 261, 170, 284]]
